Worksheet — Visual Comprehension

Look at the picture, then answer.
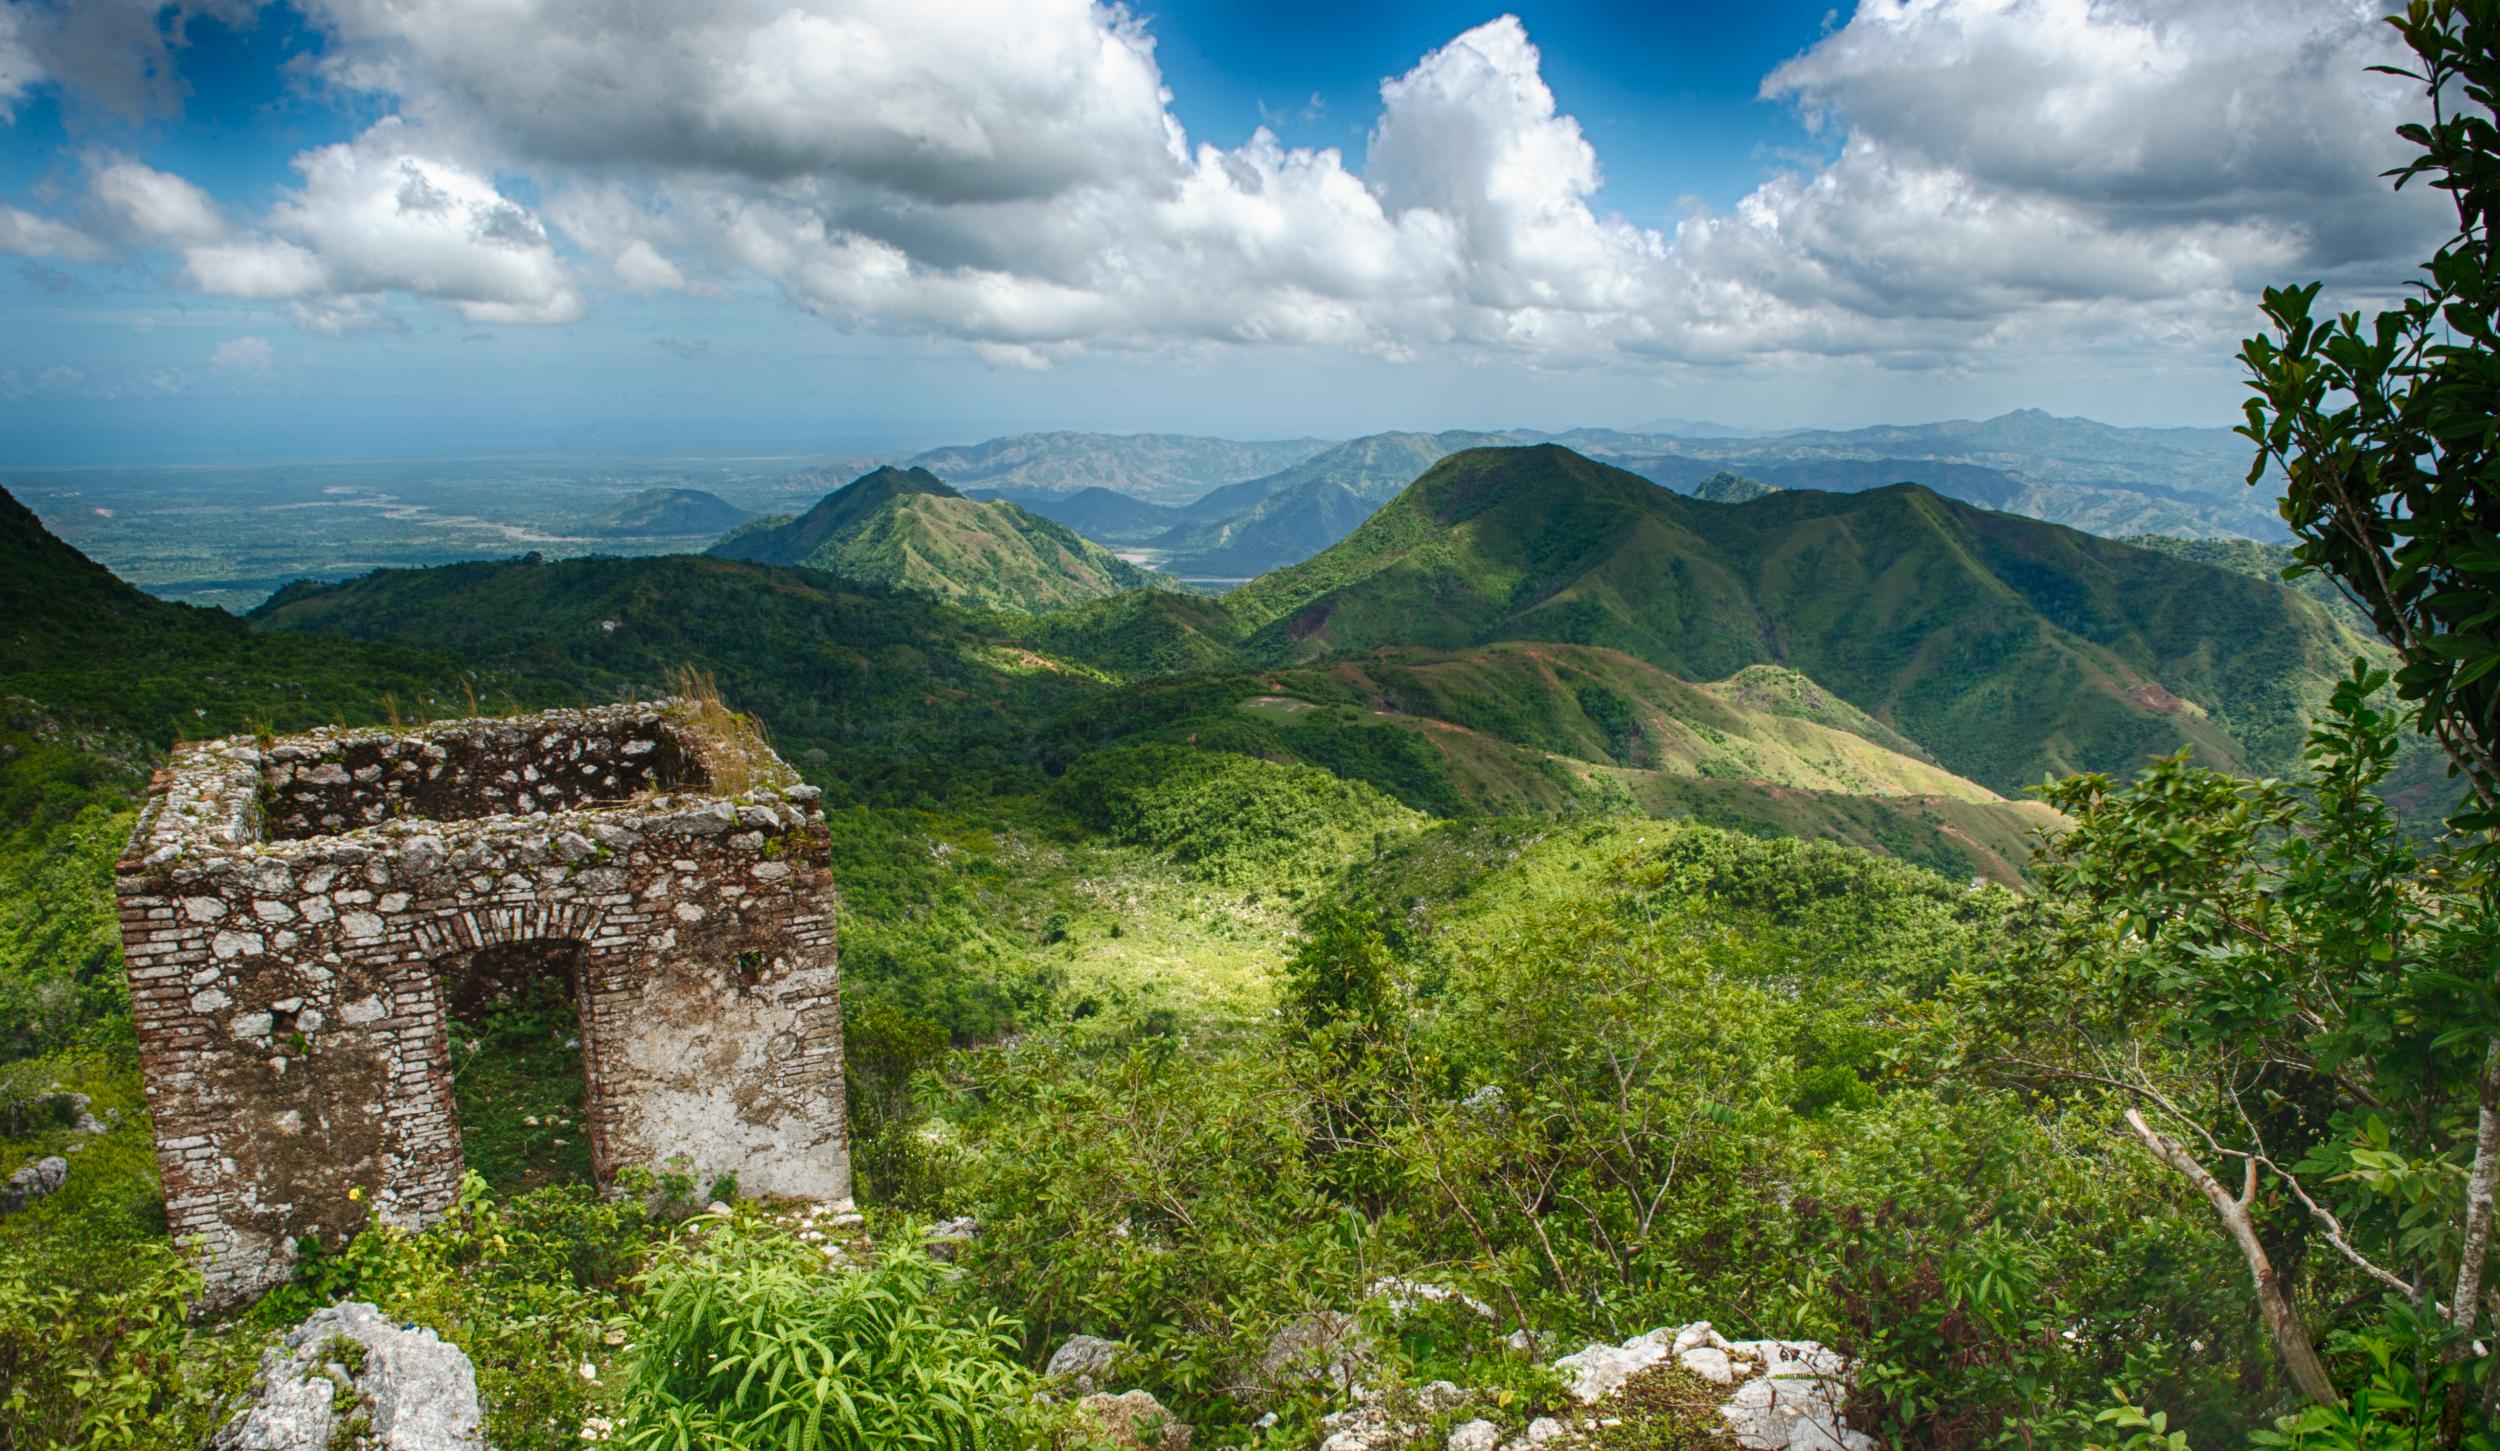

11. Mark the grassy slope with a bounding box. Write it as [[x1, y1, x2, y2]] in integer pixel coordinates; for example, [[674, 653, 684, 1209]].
[[1227, 445, 2371, 793], [1039, 642, 2055, 884]]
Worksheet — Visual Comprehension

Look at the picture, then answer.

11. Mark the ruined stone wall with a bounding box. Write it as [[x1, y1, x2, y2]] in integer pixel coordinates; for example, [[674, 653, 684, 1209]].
[[117, 702, 849, 1307], [259, 709, 703, 840]]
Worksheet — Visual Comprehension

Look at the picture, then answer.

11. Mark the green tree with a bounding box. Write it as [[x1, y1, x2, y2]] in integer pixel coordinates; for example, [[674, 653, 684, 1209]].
[[2058, 0, 2500, 1424]]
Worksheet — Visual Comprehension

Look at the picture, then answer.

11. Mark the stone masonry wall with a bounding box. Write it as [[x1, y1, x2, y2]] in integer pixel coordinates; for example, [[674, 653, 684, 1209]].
[[117, 701, 849, 1307]]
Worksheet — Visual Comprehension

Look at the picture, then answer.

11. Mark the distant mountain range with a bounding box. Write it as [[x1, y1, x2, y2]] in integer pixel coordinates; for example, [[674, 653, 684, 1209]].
[[901, 432, 1329, 505], [963, 485, 1183, 545], [708, 466, 1162, 613], [1142, 430, 1520, 578], [4, 428, 2407, 882], [591, 487, 754, 538], [871, 410, 2285, 585]]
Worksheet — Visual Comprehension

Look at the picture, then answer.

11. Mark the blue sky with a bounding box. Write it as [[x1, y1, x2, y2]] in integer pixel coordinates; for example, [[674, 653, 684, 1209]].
[[0, 1, 2445, 464]]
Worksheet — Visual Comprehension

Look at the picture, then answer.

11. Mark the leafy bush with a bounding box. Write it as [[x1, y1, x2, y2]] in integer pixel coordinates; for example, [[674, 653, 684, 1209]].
[[0, 1234, 213, 1451], [617, 1218, 1034, 1450]]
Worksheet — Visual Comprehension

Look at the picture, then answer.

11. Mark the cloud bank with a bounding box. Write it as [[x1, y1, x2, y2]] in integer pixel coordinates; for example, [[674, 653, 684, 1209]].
[[0, 0, 2446, 379]]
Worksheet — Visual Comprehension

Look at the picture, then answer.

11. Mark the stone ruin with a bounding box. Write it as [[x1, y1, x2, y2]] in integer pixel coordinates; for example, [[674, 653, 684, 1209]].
[[114, 700, 849, 1306]]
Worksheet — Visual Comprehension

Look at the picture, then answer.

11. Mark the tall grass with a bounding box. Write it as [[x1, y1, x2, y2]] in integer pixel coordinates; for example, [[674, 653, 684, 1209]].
[[666, 667, 791, 797]]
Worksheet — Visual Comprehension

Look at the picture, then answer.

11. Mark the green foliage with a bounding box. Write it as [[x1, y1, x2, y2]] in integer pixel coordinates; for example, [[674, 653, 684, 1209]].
[[1050, 743, 1419, 889], [937, 1039, 1367, 1438], [617, 1218, 1033, 1450], [0, 1233, 212, 1451], [2025, 663, 2500, 1420], [0, 1051, 259, 1451], [2239, 0, 2500, 833], [446, 975, 595, 1195]]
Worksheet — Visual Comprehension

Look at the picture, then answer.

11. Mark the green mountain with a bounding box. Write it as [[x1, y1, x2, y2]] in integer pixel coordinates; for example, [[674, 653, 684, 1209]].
[[1034, 641, 2057, 883], [707, 466, 1163, 613], [967, 485, 1183, 545], [0, 487, 473, 748], [1689, 470, 1776, 503], [902, 432, 1331, 505], [1226, 444, 2374, 794], [591, 487, 754, 538], [253, 551, 1102, 803], [1152, 430, 1520, 576]]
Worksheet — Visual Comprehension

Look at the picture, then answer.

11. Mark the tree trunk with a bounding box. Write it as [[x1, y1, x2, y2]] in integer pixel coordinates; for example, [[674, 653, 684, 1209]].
[[2126, 1109, 2339, 1405], [2439, 1038, 2500, 1442], [2449, 1038, 2500, 1340]]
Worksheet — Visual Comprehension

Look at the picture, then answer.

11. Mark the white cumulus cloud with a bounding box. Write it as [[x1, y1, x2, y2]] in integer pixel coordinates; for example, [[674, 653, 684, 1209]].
[[181, 120, 584, 325], [0, 0, 2451, 378], [89, 156, 229, 244]]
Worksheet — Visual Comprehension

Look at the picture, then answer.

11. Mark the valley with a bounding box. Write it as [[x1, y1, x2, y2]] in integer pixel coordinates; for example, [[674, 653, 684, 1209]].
[[10, 6, 2500, 1448]]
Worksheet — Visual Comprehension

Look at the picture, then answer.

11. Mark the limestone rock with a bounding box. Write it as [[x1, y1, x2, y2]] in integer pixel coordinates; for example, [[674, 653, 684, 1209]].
[[924, 1215, 978, 1261], [211, 1301, 484, 1450], [1045, 1333, 1125, 1392], [1552, 1327, 1675, 1404], [1257, 1310, 1369, 1396], [1447, 1419, 1500, 1451], [0, 1155, 66, 1214], [1077, 1389, 1192, 1451], [1553, 1323, 1871, 1451]]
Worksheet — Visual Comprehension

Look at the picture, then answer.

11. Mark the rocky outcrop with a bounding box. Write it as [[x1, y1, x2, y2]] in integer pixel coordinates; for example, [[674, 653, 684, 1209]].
[[1553, 1323, 1869, 1451], [1304, 1320, 1871, 1451], [0, 1155, 66, 1214], [211, 1301, 484, 1451]]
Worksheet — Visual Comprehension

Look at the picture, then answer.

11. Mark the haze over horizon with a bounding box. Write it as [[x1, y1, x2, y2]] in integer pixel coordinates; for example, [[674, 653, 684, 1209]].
[[0, 0, 2447, 465]]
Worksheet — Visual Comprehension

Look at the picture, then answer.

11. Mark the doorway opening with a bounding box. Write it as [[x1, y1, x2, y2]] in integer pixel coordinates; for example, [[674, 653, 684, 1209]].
[[441, 939, 595, 1194]]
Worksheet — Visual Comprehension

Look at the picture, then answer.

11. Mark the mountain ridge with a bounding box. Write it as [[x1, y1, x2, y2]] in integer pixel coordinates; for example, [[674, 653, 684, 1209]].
[[1225, 444, 2375, 794]]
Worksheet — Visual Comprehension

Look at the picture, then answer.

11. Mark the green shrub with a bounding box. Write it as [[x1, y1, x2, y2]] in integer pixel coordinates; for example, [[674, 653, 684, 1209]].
[[617, 1217, 1033, 1450]]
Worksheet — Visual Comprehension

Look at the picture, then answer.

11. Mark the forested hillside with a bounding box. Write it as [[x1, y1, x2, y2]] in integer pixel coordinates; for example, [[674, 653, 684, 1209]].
[[1230, 446, 2375, 792]]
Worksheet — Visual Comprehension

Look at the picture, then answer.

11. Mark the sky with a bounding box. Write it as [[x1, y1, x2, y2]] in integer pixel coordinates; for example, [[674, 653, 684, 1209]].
[[0, 0, 2453, 464]]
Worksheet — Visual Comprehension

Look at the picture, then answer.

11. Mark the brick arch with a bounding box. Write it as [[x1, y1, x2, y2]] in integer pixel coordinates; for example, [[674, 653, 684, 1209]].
[[407, 900, 607, 958]]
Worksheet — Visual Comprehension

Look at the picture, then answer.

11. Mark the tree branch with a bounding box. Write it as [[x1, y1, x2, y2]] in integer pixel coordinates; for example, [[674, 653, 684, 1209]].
[[2126, 1108, 2339, 1404]]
